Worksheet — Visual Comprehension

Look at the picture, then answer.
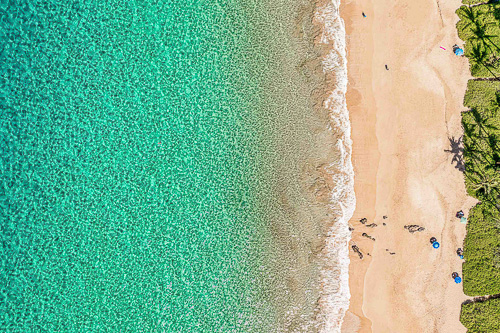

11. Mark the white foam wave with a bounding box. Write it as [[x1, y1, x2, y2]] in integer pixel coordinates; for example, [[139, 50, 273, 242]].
[[314, 1, 355, 332]]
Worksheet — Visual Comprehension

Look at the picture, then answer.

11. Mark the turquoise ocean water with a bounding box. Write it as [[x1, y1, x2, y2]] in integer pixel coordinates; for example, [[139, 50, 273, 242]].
[[1, 0, 347, 331]]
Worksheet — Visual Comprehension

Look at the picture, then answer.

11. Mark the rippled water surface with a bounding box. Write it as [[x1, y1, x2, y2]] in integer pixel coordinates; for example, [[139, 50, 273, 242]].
[[1, 0, 350, 331]]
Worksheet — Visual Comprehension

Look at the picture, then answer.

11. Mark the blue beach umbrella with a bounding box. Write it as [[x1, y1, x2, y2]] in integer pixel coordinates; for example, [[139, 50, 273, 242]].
[[454, 48, 464, 56], [433, 241, 440, 249], [455, 276, 462, 284]]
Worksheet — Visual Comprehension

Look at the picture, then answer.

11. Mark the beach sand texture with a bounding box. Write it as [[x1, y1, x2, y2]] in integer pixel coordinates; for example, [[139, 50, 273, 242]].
[[340, 0, 478, 331]]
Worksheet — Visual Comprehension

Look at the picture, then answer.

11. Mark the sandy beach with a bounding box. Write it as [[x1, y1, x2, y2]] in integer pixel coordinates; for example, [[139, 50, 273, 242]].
[[340, 0, 478, 331]]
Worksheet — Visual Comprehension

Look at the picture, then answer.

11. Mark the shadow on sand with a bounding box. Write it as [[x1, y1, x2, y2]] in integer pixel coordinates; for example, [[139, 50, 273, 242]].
[[445, 136, 465, 172]]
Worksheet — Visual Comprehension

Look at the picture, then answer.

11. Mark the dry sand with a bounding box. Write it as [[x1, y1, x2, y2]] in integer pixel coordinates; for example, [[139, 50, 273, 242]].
[[339, 0, 478, 331]]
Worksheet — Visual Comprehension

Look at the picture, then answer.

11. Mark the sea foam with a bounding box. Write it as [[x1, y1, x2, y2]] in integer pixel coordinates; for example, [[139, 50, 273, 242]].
[[314, 1, 355, 332]]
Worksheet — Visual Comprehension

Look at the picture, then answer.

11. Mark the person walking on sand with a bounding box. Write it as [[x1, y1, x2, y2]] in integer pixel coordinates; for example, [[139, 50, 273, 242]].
[[385, 64, 389, 70], [362, 12, 366, 17]]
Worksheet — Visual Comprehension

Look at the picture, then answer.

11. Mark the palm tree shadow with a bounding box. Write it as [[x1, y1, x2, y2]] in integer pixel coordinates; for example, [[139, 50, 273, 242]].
[[444, 136, 465, 172]]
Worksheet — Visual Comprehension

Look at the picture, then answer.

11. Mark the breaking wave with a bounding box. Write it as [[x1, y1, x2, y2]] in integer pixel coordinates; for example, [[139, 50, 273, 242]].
[[314, 1, 356, 332]]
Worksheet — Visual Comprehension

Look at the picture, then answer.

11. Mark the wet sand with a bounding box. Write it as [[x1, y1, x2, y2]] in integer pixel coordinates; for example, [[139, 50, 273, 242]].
[[340, 0, 477, 331]]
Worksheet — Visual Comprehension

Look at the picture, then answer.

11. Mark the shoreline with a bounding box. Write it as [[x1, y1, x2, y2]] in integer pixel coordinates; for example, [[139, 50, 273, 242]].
[[310, 0, 356, 330], [340, 0, 475, 331], [339, 0, 378, 330]]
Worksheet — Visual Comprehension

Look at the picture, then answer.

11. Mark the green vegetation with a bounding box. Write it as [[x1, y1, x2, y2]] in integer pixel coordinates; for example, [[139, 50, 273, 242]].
[[463, 80, 500, 114], [457, 3, 500, 78], [462, 0, 489, 5], [458, 7, 500, 331], [461, 81, 500, 298], [463, 203, 500, 296], [460, 298, 500, 333], [462, 81, 500, 202]]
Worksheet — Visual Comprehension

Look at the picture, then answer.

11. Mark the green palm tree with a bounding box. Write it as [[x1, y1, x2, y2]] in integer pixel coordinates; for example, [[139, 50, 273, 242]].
[[486, 133, 500, 153], [470, 22, 498, 55], [463, 121, 485, 154], [483, 206, 500, 228], [463, 138, 492, 172], [469, 42, 500, 79], [470, 109, 500, 150], [463, 172, 500, 217], [471, 174, 500, 196], [464, 115, 481, 138], [464, 111, 499, 164], [488, 90, 500, 116], [462, 119, 500, 191], [457, 5, 478, 31], [493, 7, 500, 23], [470, 108, 498, 134]]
